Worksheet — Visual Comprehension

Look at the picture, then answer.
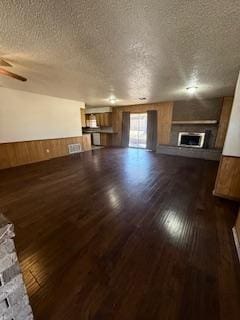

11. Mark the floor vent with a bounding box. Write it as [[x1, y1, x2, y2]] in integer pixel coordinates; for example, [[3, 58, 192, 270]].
[[68, 143, 82, 154]]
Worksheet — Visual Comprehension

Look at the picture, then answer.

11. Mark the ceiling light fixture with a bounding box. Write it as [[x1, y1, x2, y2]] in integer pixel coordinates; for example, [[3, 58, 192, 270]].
[[139, 97, 146, 100], [186, 86, 198, 94], [109, 97, 117, 104]]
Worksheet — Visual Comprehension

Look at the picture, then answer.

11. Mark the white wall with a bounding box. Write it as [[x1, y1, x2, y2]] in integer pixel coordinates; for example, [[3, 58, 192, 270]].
[[223, 72, 240, 157], [0, 88, 84, 143]]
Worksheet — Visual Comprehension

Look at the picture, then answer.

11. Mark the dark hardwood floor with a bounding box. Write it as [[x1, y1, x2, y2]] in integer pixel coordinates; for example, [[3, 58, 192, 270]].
[[0, 148, 239, 320]]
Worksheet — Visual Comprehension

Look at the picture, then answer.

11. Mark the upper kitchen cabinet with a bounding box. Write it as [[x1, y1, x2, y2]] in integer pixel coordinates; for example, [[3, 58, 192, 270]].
[[95, 112, 112, 127], [81, 108, 86, 127]]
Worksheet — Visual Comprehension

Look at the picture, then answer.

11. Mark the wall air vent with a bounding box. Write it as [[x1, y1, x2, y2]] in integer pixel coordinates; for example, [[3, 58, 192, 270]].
[[68, 143, 82, 154]]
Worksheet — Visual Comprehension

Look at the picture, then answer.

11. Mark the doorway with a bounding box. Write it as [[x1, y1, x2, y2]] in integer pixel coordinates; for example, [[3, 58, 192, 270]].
[[129, 113, 147, 148]]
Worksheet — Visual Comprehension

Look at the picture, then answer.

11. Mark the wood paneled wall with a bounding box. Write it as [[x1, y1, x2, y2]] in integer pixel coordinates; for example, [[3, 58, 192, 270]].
[[215, 97, 233, 148], [111, 102, 173, 146], [0, 134, 91, 170], [214, 156, 240, 200]]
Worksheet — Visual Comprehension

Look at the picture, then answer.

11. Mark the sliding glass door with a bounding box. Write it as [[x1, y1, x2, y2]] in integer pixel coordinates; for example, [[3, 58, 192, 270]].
[[129, 113, 147, 148]]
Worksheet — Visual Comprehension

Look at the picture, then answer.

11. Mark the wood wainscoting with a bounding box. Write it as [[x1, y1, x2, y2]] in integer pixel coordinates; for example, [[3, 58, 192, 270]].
[[0, 134, 91, 170], [215, 97, 233, 148], [111, 102, 173, 146], [214, 155, 240, 200]]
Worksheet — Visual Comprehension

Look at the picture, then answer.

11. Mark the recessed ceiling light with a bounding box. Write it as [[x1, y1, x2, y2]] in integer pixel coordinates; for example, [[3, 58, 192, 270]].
[[139, 97, 146, 100], [186, 86, 198, 94], [109, 97, 117, 104]]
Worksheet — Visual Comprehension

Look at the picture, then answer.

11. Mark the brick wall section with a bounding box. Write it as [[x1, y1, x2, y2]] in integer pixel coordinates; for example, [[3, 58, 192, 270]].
[[0, 214, 33, 320]]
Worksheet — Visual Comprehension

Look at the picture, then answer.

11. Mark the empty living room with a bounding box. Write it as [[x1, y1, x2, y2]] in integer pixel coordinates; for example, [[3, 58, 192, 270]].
[[0, 1, 240, 319]]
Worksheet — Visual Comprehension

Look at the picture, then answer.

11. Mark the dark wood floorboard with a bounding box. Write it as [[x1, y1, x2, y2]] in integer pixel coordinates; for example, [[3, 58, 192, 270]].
[[0, 148, 239, 320]]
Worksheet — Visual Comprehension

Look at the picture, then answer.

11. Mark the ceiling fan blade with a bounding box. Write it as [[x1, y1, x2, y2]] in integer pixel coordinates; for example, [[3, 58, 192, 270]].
[[0, 68, 27, 82], [0, 59, 12, 67]]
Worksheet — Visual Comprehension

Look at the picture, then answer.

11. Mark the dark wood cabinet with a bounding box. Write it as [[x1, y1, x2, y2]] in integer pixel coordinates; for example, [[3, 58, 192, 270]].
[[100, 133, 112, 146], [95, 112, 112, 127], [86, 112, 112, 127]]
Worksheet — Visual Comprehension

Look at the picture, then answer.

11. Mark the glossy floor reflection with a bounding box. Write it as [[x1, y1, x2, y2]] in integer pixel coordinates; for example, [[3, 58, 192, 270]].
[[0, 148, 239, 320]]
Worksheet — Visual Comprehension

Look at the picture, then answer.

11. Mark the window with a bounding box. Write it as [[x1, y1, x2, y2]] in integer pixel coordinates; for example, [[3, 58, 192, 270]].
[[129, 113, 147, 148]]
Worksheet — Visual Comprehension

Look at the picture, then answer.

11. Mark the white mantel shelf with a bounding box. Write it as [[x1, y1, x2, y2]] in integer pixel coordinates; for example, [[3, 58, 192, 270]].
[[172, 120, 218, 125]]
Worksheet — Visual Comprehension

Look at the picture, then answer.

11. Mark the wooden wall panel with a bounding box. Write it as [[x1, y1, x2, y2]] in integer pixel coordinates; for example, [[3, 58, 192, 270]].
[[0, 143, 15, 168], [215, 97, 233, 148], [157, 104, 173, 144], [111, 102, 173, 146], [214, 156, 240, 200], [82, 135, 92, 151], [112, 108, 123, 146], [0, 134, 91, 170]]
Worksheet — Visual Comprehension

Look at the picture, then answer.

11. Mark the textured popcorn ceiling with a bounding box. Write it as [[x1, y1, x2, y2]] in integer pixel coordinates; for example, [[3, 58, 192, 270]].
[[0, 0, 240, 106]]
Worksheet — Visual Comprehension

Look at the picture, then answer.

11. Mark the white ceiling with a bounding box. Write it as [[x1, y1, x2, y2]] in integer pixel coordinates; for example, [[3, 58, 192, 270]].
[[0, 0, 240, 106]]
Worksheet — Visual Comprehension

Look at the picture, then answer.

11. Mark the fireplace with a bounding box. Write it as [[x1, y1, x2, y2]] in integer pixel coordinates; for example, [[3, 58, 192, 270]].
[[178, 132, 205, 148]]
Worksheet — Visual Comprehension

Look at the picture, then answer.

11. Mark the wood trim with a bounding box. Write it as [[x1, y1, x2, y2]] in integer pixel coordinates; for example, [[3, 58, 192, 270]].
[[214, 155, 240, 200], [0, 135, 91, 170], [213, 190, 240, 202], [215, 97, 233, 148]]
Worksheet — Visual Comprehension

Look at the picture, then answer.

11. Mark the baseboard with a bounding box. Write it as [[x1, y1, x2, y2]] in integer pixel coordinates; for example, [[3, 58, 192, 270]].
[[212, 189, 240, 202], [232, 227, 240, 264]]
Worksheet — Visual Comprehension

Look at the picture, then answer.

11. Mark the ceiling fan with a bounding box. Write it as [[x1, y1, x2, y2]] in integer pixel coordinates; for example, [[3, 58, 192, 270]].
[[0, 58, 27, 82]]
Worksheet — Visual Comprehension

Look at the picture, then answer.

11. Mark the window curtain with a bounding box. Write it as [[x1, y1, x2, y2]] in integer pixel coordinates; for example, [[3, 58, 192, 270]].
[[147, 110, 157, 151], [121, 112, 130, 147]]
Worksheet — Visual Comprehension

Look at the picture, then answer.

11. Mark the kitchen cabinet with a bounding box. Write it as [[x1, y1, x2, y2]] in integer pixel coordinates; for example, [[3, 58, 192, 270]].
[[85, 112, 112, 127], [95, 112, 112, 127], [100, 133, 112, 146], [81, 108, 86, 127]]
